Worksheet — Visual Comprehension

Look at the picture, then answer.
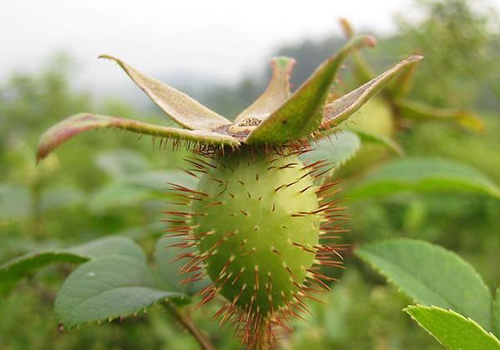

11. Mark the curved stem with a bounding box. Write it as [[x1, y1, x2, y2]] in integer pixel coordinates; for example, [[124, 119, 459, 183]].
[[163, 301, 215, 350]]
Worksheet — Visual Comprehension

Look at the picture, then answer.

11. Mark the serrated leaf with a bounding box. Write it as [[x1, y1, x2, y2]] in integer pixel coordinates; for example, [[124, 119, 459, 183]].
[[405, 305, 500, 350], [346, 126, 403, 155], [100, 55, 232, 130], [37, 113, 239, 161], [245, 36, 375, 144], [0, 236, 145, 294], [494, 288, 500, 338], [396, 99, 484, 133], [55, 255, 185, 328], [348, 157, 500, 200], [321, 55, 423, 129], [155, 236, 208, 296], [357, 239, 492, 330], [300, 131, 361, 173]]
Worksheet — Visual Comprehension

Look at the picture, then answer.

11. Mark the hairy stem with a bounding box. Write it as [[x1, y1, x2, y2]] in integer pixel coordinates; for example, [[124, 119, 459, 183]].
[[163, 301, 215, 350]]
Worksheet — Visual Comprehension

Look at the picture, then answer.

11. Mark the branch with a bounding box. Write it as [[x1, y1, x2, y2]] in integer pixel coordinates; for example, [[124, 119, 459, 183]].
[[163, 301, 215, 350]]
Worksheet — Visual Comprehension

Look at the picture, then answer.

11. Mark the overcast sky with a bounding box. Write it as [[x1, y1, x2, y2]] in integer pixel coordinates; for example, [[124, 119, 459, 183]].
[[1, 0, 499, 95]]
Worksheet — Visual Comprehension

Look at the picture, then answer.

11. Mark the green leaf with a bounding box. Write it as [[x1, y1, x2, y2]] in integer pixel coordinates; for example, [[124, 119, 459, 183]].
[[100, 55, 232, 130], [346, 126, 403, 156], [68, 236, 146, 262], [245, 36, 375, 144], [234, 57, 295, 124], [55, 255, 185, 328], [348, 157, 500, 200], [396, 99, 484, 133], [37, 113, 239, 161], [494, 288, 500, 338], [155, 236, 208, 296], [321, 55, 423, 129], [1, 253, 87, 295], [0, 236, 145, 294], [405, 305, 500, 350], [357, 239, 492, 330], [300, 131, 361, 171]]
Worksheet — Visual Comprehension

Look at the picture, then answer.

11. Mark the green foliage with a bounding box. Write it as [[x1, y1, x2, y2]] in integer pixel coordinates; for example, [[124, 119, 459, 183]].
[[0, 54, 91, 145], [494, 288, 500, 338], [405, 305, 500, 350], [0, 236, 145, 295], [2, 0, 500, 348], [286, 270, 441, 350], [55, 255, 184, 329], [357, 239, 492, 330], [397, 0, 500, 108], [348, 157, 500, 200]]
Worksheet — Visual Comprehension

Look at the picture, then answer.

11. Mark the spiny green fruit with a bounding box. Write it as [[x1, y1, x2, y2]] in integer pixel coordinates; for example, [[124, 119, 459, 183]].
[[169, 148, 343, 345], [194, 150, 319, 313], [195, 151, 319, 311], [36, 33, 422, 349]]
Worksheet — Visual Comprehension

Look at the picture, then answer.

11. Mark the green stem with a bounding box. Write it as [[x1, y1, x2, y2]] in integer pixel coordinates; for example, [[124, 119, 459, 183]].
[[163, 301, 215, 350]]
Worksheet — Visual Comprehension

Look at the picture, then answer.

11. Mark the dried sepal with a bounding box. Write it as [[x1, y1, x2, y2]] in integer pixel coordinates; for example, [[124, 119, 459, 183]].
[[321, 55, 424, 131], [233, 57, 295, 125], [99, 55, 232, 131], [244, 35, 376, 145], [388, 53, 421, 99], [36, 113, 239, 162]]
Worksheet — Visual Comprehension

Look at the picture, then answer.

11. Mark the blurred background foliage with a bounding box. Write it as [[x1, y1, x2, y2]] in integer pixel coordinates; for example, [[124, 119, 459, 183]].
[[1, 0, 499, 349]]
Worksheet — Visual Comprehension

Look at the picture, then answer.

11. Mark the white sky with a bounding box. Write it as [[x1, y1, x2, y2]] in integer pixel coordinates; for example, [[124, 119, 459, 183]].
[[1, 0, 499, 94]]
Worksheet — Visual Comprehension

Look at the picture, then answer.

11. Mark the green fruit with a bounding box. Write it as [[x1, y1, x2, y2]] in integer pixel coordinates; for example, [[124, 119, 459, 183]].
[[168, 147, 343, 343], [349, 98, 394, 137], [337, 98, 395, 178], [194, 149, 319, 312]]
